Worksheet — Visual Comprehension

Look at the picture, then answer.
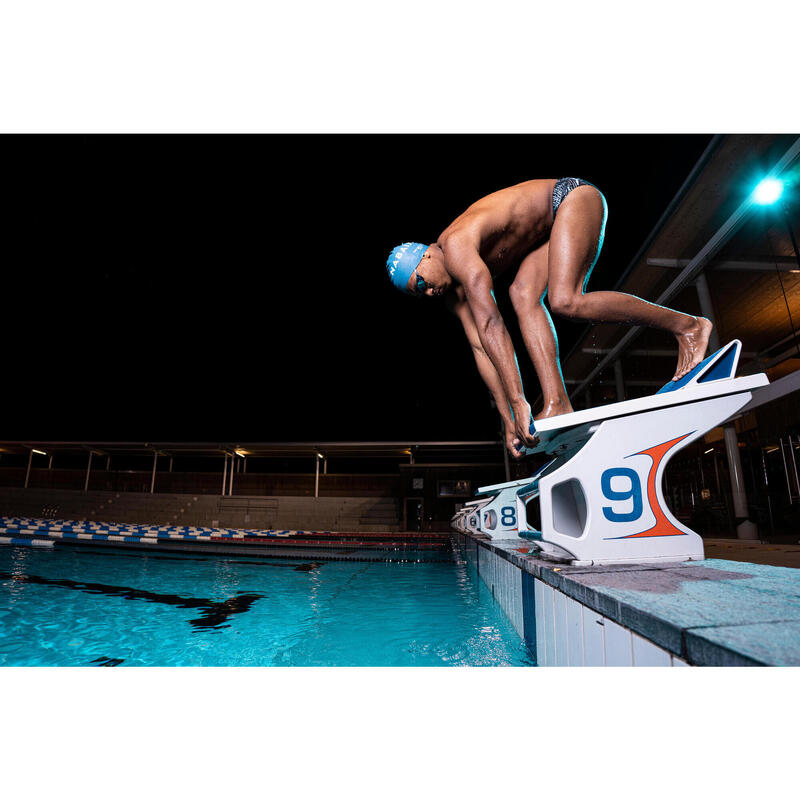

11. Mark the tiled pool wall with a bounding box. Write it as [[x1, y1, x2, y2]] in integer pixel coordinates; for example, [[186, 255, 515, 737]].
[[455, 533, 690, 667]]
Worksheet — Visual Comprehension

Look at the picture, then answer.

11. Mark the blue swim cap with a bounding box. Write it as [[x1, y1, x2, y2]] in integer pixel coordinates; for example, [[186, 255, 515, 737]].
[[386, 242, 428, 292]]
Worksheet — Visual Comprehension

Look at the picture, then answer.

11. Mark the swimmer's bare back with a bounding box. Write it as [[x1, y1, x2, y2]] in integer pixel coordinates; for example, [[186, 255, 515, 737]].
[[437, 179, 557, 277], [439, 178, 711, 385]]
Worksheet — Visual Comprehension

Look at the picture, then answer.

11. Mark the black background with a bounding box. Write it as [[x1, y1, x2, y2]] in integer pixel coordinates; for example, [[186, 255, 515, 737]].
[[3, 134, 713, 442]]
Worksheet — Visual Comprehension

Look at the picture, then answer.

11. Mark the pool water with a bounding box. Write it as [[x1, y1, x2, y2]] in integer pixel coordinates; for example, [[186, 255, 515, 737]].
[[0, 545, 534, 666]]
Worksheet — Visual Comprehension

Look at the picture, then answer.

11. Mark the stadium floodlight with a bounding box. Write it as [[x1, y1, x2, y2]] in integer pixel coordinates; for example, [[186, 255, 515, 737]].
[[752, 177, 784, 205]]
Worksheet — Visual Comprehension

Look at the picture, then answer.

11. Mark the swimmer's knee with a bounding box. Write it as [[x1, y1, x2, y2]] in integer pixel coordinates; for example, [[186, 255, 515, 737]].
[[510, 280, 546, 313], [548, 290, 583, 319]]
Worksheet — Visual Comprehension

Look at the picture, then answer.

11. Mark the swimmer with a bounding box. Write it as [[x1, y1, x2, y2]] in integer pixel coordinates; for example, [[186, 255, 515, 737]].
[[386, 178, 713, 458]]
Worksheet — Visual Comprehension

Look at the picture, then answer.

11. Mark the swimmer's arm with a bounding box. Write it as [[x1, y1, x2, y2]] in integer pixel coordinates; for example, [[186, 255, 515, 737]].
[[443, 238, 535, 449], [449, 293, 521, 456], [450, 291, 515, 423]]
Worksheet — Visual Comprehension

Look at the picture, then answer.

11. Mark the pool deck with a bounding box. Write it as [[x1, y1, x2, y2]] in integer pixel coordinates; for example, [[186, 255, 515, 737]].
[[462, 532, 800, 666], [703, 538, 800, 569]]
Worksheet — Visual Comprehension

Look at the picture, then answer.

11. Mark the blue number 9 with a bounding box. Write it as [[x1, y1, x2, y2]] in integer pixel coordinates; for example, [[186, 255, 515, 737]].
[[601, 468, 643, 522]]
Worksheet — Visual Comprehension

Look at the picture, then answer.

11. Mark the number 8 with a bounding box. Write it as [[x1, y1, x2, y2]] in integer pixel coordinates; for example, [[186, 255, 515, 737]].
[[500, 506, 516, 526]]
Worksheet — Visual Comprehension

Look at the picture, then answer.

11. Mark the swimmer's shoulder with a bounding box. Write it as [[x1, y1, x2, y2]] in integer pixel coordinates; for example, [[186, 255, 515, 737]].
[[438, 216, 480, 247]]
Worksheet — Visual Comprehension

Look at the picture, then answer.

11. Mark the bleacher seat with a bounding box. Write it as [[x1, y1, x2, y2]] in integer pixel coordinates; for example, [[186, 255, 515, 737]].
[[0, 487, 402, 532]]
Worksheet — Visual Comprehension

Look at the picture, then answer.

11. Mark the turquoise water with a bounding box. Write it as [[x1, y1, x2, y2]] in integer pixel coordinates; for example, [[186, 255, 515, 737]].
[[0, 545, 533, 666]]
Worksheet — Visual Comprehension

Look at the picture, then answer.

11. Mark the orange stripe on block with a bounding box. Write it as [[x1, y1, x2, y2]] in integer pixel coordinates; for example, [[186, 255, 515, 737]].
[[622, 433, 693, 538]]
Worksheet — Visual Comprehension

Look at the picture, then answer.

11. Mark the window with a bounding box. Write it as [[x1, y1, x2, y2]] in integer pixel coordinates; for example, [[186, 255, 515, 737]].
[[438, 479, 471, 497]]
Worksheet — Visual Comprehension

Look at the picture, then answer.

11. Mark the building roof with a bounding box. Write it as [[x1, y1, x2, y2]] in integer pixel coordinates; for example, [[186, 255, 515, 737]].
[[555, 134, 800, 408], [0, 439, 503, 461]]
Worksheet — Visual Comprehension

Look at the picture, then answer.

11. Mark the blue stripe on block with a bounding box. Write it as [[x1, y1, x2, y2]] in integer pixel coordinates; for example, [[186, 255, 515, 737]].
[[656, 351, 717, 393], [521, 571, 538, 664], [698, 343, 738, 383], [656, 342, 736, 394]]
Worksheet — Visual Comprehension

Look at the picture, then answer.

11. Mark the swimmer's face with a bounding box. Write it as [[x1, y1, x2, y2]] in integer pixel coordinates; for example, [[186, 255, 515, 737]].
[[406, 245, 452, 298]]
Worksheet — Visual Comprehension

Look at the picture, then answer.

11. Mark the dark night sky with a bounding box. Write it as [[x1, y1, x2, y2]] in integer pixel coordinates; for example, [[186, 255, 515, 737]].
[[3, 134, 713, 443]]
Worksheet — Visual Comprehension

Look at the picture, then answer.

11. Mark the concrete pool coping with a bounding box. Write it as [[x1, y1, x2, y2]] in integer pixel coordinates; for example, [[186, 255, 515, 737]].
[[455, 531, 800, 666]]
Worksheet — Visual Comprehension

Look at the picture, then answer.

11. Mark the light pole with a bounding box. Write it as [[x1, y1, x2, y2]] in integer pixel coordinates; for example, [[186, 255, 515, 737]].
[[780, 200, 800, 273], [752, 176, 800, 532], [752, 176, 800, 353], [753, 176, 800, 268]]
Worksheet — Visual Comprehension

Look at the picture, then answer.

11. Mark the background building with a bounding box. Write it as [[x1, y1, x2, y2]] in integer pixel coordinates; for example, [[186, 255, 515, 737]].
[[2, 135, 799, 540], [551, 134, 800, 542]]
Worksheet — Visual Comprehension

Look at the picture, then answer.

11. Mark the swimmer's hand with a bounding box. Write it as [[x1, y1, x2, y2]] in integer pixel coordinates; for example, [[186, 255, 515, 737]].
[[510, 399, 536, 458], [504, 424, 522, 459]]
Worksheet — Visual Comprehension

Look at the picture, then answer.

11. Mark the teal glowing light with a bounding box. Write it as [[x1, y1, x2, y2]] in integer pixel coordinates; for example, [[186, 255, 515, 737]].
[[753, 177, 784, 205]]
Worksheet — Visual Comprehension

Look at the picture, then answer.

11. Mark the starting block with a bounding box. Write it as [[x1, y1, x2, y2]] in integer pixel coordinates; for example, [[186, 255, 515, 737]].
[[452, 498, 493, 534], [453, 340, 768, 565]]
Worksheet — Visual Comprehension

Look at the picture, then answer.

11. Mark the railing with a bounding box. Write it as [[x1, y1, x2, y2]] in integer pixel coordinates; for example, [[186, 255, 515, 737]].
[[778, 435, 800, 504], [0, 467, 401, 497]]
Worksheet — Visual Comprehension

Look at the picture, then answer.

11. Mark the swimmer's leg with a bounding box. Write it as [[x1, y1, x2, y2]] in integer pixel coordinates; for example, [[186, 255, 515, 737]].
[[546, 185, 712, 380], [510, 241, 573, 420]]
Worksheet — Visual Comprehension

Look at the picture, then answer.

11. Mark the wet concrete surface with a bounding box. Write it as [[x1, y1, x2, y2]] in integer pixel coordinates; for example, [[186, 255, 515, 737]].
[[703, 538, 800, 569]]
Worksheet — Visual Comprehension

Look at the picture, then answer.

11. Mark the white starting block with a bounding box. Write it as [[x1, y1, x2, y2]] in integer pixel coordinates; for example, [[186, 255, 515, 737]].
[[452, 499, 493, 534], [452, 340, 768, 565]]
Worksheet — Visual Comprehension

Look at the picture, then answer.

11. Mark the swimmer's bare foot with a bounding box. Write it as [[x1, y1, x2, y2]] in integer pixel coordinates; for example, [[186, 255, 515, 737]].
[[509, 401, 574, 459], [534, 400, 574, 422], [673, 317, 713, 380]]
